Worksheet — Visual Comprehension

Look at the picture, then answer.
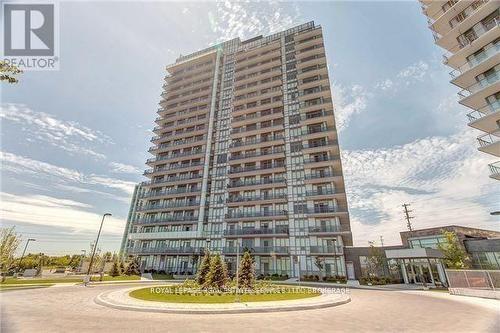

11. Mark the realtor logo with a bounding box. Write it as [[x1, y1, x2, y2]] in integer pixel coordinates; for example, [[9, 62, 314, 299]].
[[2, 2, 59, 70]]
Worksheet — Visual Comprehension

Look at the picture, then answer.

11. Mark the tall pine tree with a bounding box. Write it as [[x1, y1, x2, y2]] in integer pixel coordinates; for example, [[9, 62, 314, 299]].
[[196, 251, 211, 286], [205, 254, 228, 290], [237, 251, 255, 289]]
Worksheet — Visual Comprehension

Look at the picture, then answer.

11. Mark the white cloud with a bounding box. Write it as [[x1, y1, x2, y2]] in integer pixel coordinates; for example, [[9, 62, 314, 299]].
[[209, 1, 302, 43], [397, 60, 429, 83], [87, 175, 136, 196], [0, 151, 136, 196], [0, 192, 125, 235], [109, 161, 142, 174], [0, 103, 112, 159], [332, 83, 371, 132], [342, 128, 499, 246], [375, 79, 394, 91]]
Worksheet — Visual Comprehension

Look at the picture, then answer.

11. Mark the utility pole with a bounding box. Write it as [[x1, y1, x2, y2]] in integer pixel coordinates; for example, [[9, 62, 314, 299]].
[[402, 203, 414, 232], [379, 236, 384, 248]]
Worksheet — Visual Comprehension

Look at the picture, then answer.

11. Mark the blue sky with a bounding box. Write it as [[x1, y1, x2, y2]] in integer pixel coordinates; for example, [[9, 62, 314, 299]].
[[1, 0, 498, 255]]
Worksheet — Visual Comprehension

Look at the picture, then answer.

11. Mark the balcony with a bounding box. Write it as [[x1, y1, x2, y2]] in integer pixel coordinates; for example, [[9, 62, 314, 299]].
[[489, 161, 500, 180], [458, 73, 500, 109], [136, 200, 201, 212], [229, 148, 285, 161], [227, 193, 287, 203], [127, 246, 200, 255], [297, 206, 346, 215], [309, 245, 343, 255], [138, 187, 201, 199], [450, 43, 500, 80], [467, 101, 500, 133], [302, 140, 338, 150], [141, 174, 202, 186], [477, 132, 500, 157], [305, 171, 343, 180], [225, 210, 288, 220], [128, 230, 198, 240], [223, 227, 289, 237], [308, 225, 344, 234], [228, 163, 286, 175], [146, 150, 204, 164], [222, 246, 289, 255], [230, 135, 284, 148], [300, 125, 335, 136], [305, 188, 338, 197], [144, 161, 203, 175], [228, 177, 286, 189], [303, 155, 340, 164], [133, 215, 198, 225]]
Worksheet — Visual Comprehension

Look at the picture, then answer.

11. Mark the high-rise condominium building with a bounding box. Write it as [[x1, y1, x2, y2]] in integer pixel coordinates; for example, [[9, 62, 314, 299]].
[[121, 22, 352, 278], [420, 0, 500, 180]]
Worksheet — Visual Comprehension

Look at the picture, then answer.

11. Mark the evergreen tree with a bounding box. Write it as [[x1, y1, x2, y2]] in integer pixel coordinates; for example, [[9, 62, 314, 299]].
[[125, 256, 140, 276], [119, 261, 126, 275], [110, 260, 120, 277], [196, 251, 211, 286], [205, 254, 228, 290], [237, 251, 255, 289]]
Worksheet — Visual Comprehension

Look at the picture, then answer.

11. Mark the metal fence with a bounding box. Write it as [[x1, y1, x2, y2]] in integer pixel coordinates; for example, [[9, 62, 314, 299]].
[[445, 269, 500, 290]]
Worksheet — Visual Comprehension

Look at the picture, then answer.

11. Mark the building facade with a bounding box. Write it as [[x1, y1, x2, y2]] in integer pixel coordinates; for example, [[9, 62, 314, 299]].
[[345, 225, 500, 285], [122, 22, 352, 278], [420, 0, 500, 180]]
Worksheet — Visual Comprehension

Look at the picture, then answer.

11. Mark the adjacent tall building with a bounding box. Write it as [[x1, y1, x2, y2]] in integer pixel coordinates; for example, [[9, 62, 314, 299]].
[[121, 22, 352, 278], [420, 0, 500, 180]]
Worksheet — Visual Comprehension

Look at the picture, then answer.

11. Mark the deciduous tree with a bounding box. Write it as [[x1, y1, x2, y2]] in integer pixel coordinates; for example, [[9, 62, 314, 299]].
[[0, 227, 22, 282]]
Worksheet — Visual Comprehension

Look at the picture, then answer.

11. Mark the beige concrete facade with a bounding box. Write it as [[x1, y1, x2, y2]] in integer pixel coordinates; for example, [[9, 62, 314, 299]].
[[421, 0, 500, 179]]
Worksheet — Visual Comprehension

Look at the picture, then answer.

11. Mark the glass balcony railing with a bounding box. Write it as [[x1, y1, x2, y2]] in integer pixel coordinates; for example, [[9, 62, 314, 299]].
[[489, 161, 500, 177], [458, 72, 500, 99], [146, 150, 204, 163], [136, 200, 200, 212], [227, 177, 286, 188], [222, 246, 289, 254], [223, 227, 289, 236], [227, 193, 287, 203], [138, 187, 201, 198], [225, 210, 288, 219], [450, 43, 500, 79], [141, 174, 202, 186], [309, 246, 343, 254], [144, 161, 203, 175], [467, 100, 500, 122], [133, 215, 198, 224], [308, 225, 343, 233], [477, 133, 498, 147], [127, 246, 200, 254]]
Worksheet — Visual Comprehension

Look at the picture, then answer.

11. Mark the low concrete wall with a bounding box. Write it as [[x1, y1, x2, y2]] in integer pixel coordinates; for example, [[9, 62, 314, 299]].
[[449, 288, 500, 300]]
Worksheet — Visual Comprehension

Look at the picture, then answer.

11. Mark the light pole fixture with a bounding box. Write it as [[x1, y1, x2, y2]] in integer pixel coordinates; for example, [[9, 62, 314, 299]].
[[18, 238, 36, 273], [86, 213, 112, 279]]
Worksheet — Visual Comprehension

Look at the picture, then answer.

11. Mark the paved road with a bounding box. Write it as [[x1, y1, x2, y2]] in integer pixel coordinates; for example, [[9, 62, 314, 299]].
[[1, 284, 498, 332]]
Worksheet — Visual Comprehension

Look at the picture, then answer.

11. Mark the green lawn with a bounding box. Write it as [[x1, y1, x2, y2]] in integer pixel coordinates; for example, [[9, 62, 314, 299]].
[[1, 278, 82, 285], [0, 275, 140, 285], [0, 284, 54, 291], [92, 275, 141, 282], [129, 286, 320, 303]]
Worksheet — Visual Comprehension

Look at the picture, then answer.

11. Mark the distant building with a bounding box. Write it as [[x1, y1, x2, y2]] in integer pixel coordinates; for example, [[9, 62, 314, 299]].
[[419, 1, 500, 180], [345, 224, 500, 285]]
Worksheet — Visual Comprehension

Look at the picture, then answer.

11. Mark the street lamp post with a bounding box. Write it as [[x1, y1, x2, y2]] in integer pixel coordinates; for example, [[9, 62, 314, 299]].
[[86, 213, 112, 281], [18, 238, 36, 273]]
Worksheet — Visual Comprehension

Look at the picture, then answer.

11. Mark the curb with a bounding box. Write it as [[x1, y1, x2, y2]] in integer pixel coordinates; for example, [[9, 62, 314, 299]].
[[94, 287, 351, 314]]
